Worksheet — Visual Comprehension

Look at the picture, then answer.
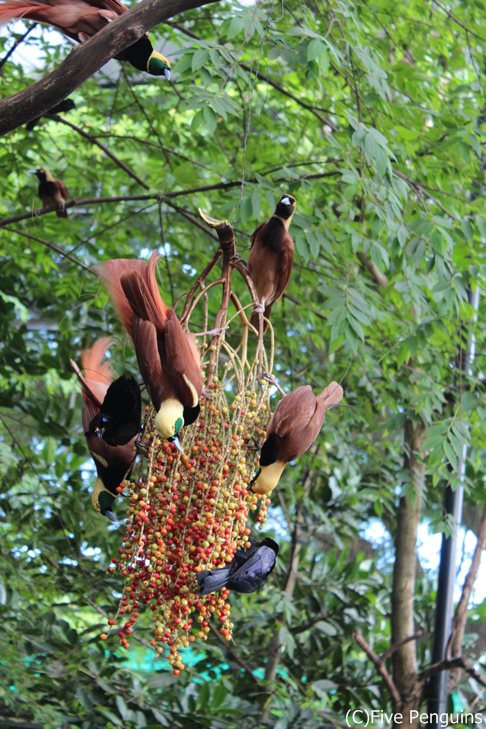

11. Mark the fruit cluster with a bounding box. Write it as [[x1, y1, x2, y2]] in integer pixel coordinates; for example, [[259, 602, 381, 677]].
[[106, 378, 271, 671]]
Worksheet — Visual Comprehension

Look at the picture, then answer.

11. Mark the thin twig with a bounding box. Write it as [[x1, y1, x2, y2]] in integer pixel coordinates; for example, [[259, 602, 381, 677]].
[[0, 25, 37, 72], [4, 227, 92, 272], [421, 657, 486, 689], [354, 632, 401, 709]]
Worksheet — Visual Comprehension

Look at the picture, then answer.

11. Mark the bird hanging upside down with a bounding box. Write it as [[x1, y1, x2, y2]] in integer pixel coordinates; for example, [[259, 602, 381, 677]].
[[34, 167, 69, 217], [0, 0, 171, 77], [196, 538, 279, 595], [71, 337, 141, 521], [95, 252, 203, 451], [251, 381, 344, 496], [248, 194, 296, 331]]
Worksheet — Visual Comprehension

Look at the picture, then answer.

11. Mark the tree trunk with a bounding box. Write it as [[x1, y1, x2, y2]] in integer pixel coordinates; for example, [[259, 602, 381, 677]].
[[391, 419, 425, 727]]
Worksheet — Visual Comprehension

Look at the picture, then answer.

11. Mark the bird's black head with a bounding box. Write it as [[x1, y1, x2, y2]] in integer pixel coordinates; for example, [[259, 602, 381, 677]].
[[275, 194, 296, 220], [98, 490, 117, 522], [59, 99, 76, 112], [90, 412, 110, 438], [34, 168, 48, 182]]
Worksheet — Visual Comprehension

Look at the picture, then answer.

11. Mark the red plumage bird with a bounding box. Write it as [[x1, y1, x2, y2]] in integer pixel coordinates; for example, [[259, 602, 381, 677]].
[[0, 0, 171, 77], [251, 381, 343, 496], [95, 252, 203, 449], [34, 167, 68, 217], [248, 194, 296, 330], [71, 337, 138, 521]]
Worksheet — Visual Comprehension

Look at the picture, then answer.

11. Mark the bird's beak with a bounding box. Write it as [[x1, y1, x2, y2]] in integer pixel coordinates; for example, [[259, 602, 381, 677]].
[[104, 510, 117, 523], [281, 196, 291, 206], [95, 426, 106, 438], [171, 436, 184, 454], [164, 67, 171, 81]]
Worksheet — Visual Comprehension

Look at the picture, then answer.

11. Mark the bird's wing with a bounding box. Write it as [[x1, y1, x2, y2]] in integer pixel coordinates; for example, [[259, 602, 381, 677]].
[[249, 222, 264, 249], [196, 565, 233, 596], [160, 310, 203, 406], [269, 385, 317, 438], [131, 317, 165, 410], [101, 375, 141, 421], [88, 0, 127, 13], [70, 337, 113, 406], [271, 231, 294, 303], [318, 381, 344, 410], [0, 1, 118, 35], [56, 178, 68, 200], [227, 544, 277, 593], [142, 251, 169, 327]]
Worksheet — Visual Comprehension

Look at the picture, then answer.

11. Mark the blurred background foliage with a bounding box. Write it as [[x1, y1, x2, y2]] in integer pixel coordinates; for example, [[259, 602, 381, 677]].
[[0, 0, 484, 726]]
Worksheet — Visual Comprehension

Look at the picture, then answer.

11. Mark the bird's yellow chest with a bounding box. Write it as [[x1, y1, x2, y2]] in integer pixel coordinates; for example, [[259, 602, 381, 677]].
[[252, 461, 286, 495]]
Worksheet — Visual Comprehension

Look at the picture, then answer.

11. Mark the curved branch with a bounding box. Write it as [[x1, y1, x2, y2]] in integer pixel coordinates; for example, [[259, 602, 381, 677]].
[[0, 0, 220, 136]]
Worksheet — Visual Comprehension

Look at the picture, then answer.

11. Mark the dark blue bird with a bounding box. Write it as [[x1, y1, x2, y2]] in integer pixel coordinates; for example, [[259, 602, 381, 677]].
[[88, 374, 142, 446], [196, 538, 279, 595]]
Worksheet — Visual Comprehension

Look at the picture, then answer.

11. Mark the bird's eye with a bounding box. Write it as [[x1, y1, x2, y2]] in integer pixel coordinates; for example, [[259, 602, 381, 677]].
[[174, 417, 184, 434]]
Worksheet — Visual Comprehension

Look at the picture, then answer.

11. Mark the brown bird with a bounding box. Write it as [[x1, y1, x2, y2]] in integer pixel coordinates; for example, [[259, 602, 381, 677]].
[[248, 194, 296, 330], [0, 1, 171, 77], [34, 168, 68, 217], [71, 337, 138, 521], [95, 252, 203, 449], [251, 381, 343, 496]]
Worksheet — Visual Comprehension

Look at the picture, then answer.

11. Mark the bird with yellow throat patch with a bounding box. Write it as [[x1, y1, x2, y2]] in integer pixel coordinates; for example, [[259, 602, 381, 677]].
[[0, 0, 171, 78], [34, 168, 69, 217], [95, 252, 203, 452], [248, 194, 296, 331], [72, 337, 139, 521], [251, 381, 343, 496]]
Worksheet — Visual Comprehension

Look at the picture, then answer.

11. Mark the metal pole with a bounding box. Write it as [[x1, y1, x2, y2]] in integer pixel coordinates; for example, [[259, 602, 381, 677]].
[[427, 285, 480, 722]]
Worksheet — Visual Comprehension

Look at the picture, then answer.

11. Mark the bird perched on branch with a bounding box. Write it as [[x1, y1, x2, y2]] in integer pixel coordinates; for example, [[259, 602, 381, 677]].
[[26, 98, 76, 131], [34, 167, 69, 217], [0, 0, 171, 78], [248, 194, 296, 331], [251, 381, 343, 496], [95, 253, 203, 451], [71, 337, 140, 521], [197, 538, 279, 595]]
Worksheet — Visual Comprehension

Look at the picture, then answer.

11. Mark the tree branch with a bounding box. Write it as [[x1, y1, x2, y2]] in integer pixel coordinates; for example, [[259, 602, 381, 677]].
[[0, 25, 37, 72], [353, 632, 401, 710], [4, 227, 92, 272], [0, 0, 220, 135], [0, 171, 339, 228], [449, 501, 486, 688], [420, 657, 486, 689], [356, 251, 388, 287]]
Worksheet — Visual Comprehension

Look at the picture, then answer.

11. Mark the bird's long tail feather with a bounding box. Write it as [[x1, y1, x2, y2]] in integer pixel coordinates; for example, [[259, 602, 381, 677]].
[[94, 258, 149, 335], [120, 253, 171, 331], [0, 2, 55, 25], [70, 337, 114, 406]]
